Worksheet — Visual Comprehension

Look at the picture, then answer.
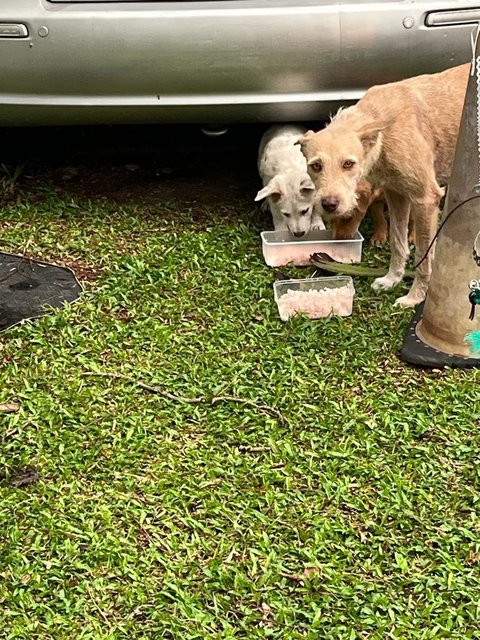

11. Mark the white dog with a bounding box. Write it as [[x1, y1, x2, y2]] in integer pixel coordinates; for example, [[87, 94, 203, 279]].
[[255, 125, 325, 236]]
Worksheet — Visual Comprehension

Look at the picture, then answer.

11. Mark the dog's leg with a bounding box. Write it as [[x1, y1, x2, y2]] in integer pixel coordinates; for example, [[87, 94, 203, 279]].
[[394, 194, 439, 308], [262, 200, 288, 230], [369, 200, 388, 246], [311, 211, 326, 230], [372, 191, 410, 291], [408, 216, 415, 245]]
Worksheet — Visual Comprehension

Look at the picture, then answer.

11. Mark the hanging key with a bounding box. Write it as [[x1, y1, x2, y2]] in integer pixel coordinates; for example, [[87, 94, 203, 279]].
[[474, 230, 480, 266], [469, 279, 480, 320]]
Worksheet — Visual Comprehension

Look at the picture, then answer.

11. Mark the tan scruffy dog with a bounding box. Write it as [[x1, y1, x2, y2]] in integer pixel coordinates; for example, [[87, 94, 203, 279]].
[[297, 63, 470, 307]]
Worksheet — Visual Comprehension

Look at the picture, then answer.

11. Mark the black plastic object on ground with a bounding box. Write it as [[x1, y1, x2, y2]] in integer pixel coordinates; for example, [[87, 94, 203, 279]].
[[400, 302, 480, 369], [0, 252, 82, 333]]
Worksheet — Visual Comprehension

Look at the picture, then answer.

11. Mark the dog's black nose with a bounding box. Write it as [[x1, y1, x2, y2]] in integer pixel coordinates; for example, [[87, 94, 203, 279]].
[[321, 197, 339, 213], [293, 231, 305, 238]]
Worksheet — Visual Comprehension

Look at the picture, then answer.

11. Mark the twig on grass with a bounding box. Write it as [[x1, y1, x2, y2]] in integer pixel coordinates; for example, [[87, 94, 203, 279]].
[[279, 571, 305, 583], [84, 371, 287, 425], [237, 445, 271, 453], [85, 585, 112, 627]]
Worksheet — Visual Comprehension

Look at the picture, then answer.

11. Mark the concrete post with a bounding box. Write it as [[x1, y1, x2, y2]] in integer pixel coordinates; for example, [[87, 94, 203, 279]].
[[416, 51, 480, 358]]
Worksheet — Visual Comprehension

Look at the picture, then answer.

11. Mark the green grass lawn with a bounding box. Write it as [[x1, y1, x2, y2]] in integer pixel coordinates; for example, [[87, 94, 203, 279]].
[[0, 172, 479, 639]]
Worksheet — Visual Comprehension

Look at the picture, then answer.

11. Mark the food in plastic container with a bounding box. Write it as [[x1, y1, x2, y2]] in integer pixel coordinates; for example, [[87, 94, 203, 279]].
[[274, 276, 355, 321], [261, 229, 363, 267]]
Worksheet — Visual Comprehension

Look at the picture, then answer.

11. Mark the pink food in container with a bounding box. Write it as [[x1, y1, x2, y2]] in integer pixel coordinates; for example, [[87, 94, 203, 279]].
[[274, 276, 355, 321]]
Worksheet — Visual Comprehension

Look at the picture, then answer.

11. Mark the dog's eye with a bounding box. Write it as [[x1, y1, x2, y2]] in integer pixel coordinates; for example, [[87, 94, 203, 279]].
[[310, 161, 322, 173], [300, 208, 309, 216], [282, 212, 291, 218], [343, 160, 355, 170]]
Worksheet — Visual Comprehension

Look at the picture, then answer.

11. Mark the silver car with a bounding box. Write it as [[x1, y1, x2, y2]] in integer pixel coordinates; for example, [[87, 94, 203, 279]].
[[1, 0, 479, 126]]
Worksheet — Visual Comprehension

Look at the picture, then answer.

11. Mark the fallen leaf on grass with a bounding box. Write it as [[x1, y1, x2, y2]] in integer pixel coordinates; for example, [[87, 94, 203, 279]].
[[260, 602, 274, 628], [2, 466, 40, 488], [0, 402, 20, 414], [303, 566, 322, 579], [280, 566, 322, 583]]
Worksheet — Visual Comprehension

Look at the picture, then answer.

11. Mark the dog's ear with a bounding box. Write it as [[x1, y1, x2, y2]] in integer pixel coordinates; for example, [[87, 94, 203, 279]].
[[294, 130, 316, 147], [299, 176, 315, 194], [359, 124, 384, 153], [254, 180, 283, 202]]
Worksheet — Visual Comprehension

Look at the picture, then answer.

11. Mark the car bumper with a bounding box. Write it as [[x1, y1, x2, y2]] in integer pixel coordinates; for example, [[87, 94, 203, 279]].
[[0, 0, 477, 125]]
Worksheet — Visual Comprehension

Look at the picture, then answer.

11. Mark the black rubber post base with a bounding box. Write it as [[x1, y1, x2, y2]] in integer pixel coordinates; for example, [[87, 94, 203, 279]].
[[0, 252, 82, 333], [399, 302, 480, 369]]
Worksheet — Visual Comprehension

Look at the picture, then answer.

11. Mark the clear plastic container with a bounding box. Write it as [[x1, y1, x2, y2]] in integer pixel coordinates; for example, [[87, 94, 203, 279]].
[[261, 229, 363, 267], [273, 276, 355, 321]]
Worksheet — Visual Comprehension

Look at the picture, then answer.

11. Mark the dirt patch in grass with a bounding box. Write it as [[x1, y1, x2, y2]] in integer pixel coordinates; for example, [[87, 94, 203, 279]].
[[62, 260, 99, 283], [7, 124, 263, 209], [38, 160, 255, 209], [20, 252, 100, 283]]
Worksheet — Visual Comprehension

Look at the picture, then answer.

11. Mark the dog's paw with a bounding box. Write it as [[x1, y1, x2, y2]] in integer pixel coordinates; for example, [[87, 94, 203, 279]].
[[393, 293, 425, 308], [369, 230, 388, 246], [372, 275, 401, 291], [311, 216, 326, 231]]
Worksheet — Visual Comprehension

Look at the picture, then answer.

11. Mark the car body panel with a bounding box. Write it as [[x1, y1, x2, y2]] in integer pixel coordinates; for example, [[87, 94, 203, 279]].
[[0, 0, 478, 125]]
